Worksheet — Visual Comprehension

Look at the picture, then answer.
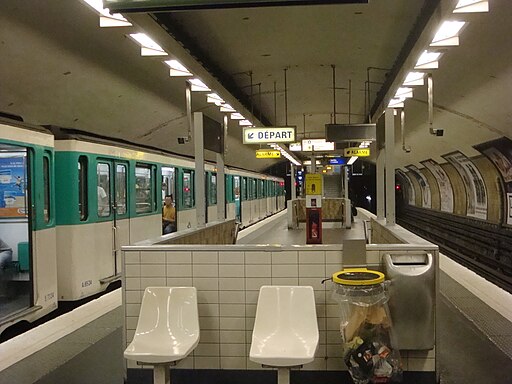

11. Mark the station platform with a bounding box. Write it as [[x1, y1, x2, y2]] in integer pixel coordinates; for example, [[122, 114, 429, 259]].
[[0, 211, 511, 384]]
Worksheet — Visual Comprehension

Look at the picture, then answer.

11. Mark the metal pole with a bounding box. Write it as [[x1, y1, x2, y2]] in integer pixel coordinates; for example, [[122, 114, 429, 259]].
[[258, 83, 262, 122], [385, 108, 395, 225], [186, 82, 192, 140], [194, 112, 206, 228], [284, 68, 288, 126], [250, 71, 254, 116], [348, 79, 352, 124], [332, 65, 336, 124], [291, 164, 296, 200], [217, 114, 227, 221], [428, 73, 434, 133], [376, 143, 385, 220], [274, 81, 277, 125]]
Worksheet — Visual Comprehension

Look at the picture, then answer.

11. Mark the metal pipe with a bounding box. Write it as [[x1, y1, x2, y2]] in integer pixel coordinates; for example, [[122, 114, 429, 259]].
[[428, 73, 433, 131], [284, 68, 288, 126], [274, 81, 277, 125], [348, 79, 352, 124], [185, 82, 192, 140], [332, 65, 336, 124], [250, 71, 254, 116], [258, 83, 262, 122]]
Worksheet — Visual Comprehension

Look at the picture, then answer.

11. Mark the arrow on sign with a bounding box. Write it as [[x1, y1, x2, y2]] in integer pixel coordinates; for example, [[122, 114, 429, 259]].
[[248, 132, 254, 139]]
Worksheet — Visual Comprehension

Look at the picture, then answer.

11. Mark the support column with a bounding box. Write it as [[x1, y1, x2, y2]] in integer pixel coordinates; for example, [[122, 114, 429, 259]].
[[194, 112, 206, 228], [217, 114, 227, 221], [291, 164, 296, 200], [343, 166, 349, 200], [385, 108, 396, 225], [376, 145, 385, 220], [310, 155, 316, 173], [153, 365, 170, 384]]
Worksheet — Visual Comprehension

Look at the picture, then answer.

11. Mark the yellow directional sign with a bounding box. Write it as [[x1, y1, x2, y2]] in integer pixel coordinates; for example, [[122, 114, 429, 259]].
[[305, 174, 323, 195], [343, 147, 370, 157], [256, 150, 281, 159]]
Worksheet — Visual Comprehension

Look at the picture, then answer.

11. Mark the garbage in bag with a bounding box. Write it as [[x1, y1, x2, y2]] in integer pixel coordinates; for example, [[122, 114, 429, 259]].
[[331, 268, 402, 384]]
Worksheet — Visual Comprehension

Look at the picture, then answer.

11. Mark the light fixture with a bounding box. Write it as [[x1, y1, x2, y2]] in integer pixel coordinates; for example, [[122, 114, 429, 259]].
[[347, 156, 358, 165], [414, 51, 441, 70], [82, 0, 132, 27], [239, 120, 253, 126], [394, 87, 414, 100], [430, 21, 466, 47], [188, 78, 211, 92], [129, 33, 167, 56], [453, 0, 488, 13], [230, 113, 245, 120], [388, 99, 404, 108], [165, 60, 192, 77], [220, 104, 236, 113], [206, 93, 224, 105], [403, 72, 425, 86]]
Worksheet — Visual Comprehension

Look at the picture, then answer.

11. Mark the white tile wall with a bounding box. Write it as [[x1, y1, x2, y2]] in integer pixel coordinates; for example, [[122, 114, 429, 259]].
[[123, 245, 438, 373]]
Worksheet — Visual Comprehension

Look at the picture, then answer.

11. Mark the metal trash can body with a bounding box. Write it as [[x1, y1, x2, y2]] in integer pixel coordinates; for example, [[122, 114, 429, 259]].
[[384, 253, 435, 350]]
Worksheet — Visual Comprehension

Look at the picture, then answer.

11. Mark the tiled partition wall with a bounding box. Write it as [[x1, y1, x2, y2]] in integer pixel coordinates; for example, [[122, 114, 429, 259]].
[[122, 243, 438, 375]]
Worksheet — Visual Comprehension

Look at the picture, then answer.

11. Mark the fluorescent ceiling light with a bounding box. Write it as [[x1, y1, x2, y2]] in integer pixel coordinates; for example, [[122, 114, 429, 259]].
[[188, 78, 211, 92], [220, 104, 236, 113], [347, 156, 358, 165], [430, 21, 465, 47], [403, 72, 425, 86], [239, 120, 253, 126], [388, 98, 405, 108], [414, 51, 441, 70], [206, 93, 224, 105], [394, 87, 413, 100], [129, 33, 167, 56], [165, 60, 192, 77], [82, 0, 132, 27], [453, 0, 488, 13], [230, 113, 245, 120]]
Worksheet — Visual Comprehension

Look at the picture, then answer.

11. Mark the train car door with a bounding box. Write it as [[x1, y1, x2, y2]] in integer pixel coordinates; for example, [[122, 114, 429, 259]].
[[233, 176, 241, 223], [0, 145, 32, 320], [161, 167, 176, 232], [113, 162, 129, 276]]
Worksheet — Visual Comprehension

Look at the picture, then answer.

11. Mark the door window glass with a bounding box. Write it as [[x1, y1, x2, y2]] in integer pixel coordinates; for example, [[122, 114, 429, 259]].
[[97, 162, 111, 217], [116, 164, 127, 215], [135, 164, 152, 214]]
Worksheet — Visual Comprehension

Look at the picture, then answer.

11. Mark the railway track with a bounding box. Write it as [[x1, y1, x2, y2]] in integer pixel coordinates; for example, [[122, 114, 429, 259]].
[[397, 206, 512, 294]]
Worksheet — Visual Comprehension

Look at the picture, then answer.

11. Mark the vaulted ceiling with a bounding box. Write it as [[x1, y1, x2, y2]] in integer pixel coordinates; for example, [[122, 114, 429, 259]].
[[0, 0, 510, 172]]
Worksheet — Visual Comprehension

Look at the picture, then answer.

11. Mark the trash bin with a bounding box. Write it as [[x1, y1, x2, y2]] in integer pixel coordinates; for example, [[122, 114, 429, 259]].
[[383, 253, 435, 350], [331, 268, 402, 384]]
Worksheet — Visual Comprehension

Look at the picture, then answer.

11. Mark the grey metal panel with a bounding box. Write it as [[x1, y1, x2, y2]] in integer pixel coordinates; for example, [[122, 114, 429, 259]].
[[325, 124, 377, 142]]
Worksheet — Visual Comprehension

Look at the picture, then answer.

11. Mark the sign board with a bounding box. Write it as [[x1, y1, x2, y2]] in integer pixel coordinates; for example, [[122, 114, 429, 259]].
[[302, 139, 334, 152], [104, 0, 368, 13], [344, 147, 370, 157], [243, 127, 295, 144], [289, 142, 302, 151], [326, 123, 376, 142], [306, 195, 322, 208], [256, 150, 281, 159], [305, 174, 322, 195], [329, 157, 347, 165]]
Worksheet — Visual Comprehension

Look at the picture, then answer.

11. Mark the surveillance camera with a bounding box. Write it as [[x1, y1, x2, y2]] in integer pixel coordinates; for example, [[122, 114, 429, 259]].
[[430, 128, 444, 137], [403, 146, 411, 153], [177, 137, 189, 144]]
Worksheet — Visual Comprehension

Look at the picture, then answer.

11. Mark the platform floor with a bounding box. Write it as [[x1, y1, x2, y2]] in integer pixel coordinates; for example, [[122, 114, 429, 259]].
[[1, 212, 511, 384]]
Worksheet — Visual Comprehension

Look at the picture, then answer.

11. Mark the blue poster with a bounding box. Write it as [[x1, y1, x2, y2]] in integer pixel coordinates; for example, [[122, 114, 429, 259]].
[[0, 156, 27, 213]]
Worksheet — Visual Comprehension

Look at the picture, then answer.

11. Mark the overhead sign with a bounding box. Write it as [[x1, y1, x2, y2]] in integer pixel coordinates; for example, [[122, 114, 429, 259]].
[[325, 123, 376, 142], [305, 174, 323, 195], [302, 139, 334, 152], [289, 142, 302, 151], [329, 157, 347, 165], [104, 0, 368, 13], [256, 150, 281, 159], [243, 127, 295, 144], [344, 147, 370, 157]]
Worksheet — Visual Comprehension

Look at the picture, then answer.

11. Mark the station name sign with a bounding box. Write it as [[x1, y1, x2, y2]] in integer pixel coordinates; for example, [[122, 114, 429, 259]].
[[104, 0, 368, 13], [344, 147, 370, 157], [256, 150, 281, 159], [243, 127, 295, 144]]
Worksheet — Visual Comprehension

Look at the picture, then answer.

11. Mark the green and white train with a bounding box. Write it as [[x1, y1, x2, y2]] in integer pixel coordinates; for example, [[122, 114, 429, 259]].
[[0, 117, 285, 338]]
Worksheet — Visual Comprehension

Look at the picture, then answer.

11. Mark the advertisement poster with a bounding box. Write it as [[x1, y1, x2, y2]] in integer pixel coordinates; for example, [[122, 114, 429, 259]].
[[474, 137, 512, 224], [396, 169, 415, 206], [421, 159, 454, 213], [443, 151, 487, 220], [0, 155, 27, 217], [406, 165, 432, 209]]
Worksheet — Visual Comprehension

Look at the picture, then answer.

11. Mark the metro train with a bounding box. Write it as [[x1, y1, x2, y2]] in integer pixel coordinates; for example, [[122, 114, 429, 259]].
[[0, 117, 285, 337]]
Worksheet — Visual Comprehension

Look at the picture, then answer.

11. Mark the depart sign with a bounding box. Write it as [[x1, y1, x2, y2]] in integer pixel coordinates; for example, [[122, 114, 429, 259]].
[[104, 0, 368, 13], [243, 127, 295, 144], [256, 150, 281, 159], [343, 147, 370, 157]]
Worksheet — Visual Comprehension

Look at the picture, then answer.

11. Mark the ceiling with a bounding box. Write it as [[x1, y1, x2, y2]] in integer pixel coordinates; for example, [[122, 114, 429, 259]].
[[0, 0, 510, 172]]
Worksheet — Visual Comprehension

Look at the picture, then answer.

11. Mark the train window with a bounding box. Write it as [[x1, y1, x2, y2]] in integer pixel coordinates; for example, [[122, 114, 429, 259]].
[[183, 170, 194, 209], [135, 164, 153, 214], [116, 164, 127, 215], [241, 177, 247, 201], [97, 162, 111, 217], [78, 156, 88, 221], [43, 154, 51, 223], [209, 173, 217, 205], [250, 178, 256, 200], [162, 167, 175, 203]]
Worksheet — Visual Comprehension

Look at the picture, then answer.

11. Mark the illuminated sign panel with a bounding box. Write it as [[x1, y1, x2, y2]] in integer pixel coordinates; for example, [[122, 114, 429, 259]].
[[329, 157, 347, 165], [343, 147, 370, 157], [104, 0, 369, 12], [302, 139, 334, 151], [305, 174, 322, 195], [256, 150, 281, 159], [289, 142, 302, 151], [243, 127, 295, 144]]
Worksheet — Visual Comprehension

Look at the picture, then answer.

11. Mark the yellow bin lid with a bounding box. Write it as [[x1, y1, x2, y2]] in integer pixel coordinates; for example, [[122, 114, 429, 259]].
[[332, 268, 385, 286]]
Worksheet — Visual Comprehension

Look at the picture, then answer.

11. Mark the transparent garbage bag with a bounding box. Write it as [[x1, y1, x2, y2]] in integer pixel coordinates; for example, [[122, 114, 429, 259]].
[[331, 269, 402, 384]]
